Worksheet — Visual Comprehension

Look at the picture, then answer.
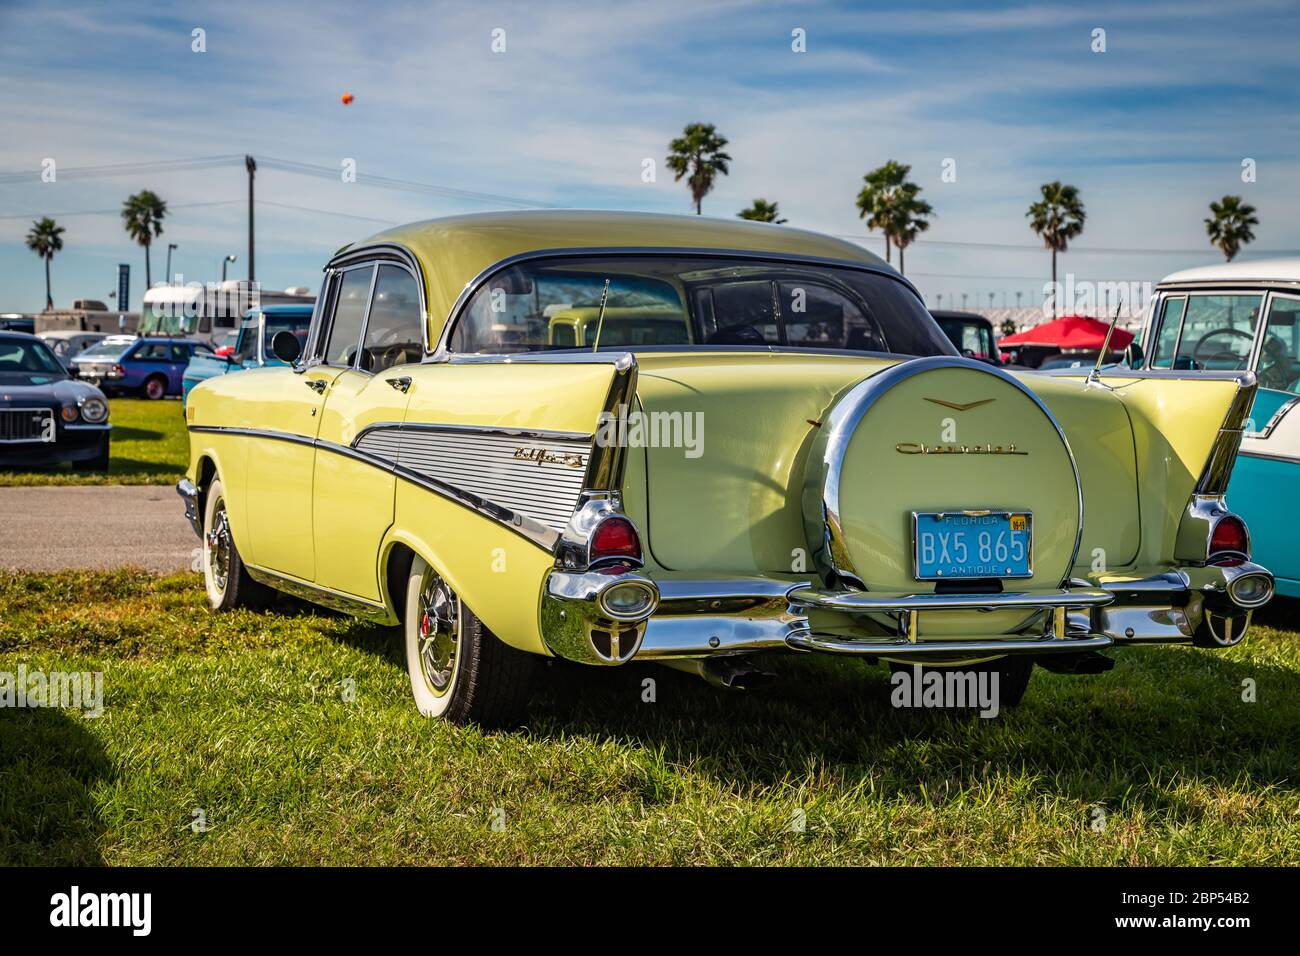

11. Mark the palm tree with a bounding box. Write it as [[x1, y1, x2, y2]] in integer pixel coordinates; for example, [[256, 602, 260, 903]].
[[121, 190, 168, 289], [856, 161, 933, 273], [1026, 181, 1086, 317], [25, 217, 65, 311], [737, 199, 787, 223], [1205, 195, 1258, 262], [666, 123, 731, 214], [889, 186, 934, 276]]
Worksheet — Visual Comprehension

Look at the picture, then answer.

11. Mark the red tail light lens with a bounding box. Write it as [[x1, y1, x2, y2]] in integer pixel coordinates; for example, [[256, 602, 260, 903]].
[[590, 516, 641, 564], [1209, 516, 1248, 561]]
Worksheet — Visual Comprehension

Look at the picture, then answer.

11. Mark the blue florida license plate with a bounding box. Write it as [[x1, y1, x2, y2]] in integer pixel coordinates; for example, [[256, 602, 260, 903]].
[[912, 511, 1032, 580]]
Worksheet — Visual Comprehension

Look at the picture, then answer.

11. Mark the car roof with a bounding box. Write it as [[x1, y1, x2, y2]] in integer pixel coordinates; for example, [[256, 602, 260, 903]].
[[39, 330, 104, 339], [1157, 257, 1300, 286], [0, 330, 41, 343], [341, 210, 895, 343]]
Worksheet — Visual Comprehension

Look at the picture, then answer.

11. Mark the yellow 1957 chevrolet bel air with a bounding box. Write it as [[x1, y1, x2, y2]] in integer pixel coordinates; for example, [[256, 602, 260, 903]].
[[179, 211, 1273, 726]]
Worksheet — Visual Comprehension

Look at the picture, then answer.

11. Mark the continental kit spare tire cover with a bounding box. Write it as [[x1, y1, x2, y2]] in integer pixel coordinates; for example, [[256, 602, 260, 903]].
[[802, 357, 1082, 635]]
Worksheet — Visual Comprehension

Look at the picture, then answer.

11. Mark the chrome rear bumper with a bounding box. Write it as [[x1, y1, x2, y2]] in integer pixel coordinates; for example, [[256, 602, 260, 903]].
[[541, 561, 1274, 665]]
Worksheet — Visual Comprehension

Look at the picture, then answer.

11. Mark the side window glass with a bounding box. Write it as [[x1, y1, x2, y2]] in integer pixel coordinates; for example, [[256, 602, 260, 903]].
[[1174, 294, 1263, 371], [1149, 296, 1185, 368], [322, 267, 374, 367], [361, 264, 423, 373], [1258, 295, 1300, 395], [705, 281, 778, 344], [779, 281, 886, 352]]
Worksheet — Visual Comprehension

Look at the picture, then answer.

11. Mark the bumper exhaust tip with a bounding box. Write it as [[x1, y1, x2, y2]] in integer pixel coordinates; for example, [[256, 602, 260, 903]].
[[1226, 571, 1274, 610]]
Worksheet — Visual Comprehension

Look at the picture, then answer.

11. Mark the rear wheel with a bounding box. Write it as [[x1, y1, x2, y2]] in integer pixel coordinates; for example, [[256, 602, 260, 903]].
[[141, 375, 166, 400], [202, 477, 273, 611], [403, 556, 538, 727], [888, 656, 1034, 710]]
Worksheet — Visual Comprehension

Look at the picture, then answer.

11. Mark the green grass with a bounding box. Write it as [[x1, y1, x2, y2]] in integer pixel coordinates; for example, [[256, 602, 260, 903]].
[[0, 397, 188, 486], [2, 569, 1298, 865]]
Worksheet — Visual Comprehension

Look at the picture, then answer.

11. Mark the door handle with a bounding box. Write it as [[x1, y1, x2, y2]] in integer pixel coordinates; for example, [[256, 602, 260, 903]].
[[387, 376, 412, 393], [305, 379, 327, 394]]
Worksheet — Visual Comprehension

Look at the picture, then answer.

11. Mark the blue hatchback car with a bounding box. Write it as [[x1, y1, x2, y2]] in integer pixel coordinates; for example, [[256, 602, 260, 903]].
[[181, 304, 314, 408], [72, 336, 207, 399]]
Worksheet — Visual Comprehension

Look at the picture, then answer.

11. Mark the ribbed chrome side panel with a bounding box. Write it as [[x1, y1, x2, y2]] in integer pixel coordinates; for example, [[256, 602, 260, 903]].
[[355, 426, 591, 532]]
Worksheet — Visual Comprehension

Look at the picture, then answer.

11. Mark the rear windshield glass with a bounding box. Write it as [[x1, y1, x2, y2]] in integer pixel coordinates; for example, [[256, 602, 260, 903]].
[[77, 341, 131, 360], [448, 255, 955, 358]]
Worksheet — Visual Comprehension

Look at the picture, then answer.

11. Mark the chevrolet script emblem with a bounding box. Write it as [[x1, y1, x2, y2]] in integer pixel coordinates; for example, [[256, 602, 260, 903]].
[[923, 397, 996, 412], [896, 442, 1027, 456]]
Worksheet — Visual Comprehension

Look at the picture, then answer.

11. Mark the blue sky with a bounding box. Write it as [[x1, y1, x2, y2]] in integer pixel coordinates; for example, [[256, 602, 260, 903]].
[[3, 0, 1300, 313]]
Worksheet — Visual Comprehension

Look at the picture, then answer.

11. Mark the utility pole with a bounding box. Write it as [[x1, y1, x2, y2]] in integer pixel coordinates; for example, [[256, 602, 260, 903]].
[[245, 155, 257, 284], [166, 243, 177, 283]]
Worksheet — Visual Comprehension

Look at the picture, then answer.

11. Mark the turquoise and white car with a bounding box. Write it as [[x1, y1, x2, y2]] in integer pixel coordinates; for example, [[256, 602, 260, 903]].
[[1139, 259, 1300, 598], [181, 304, 314, 409]]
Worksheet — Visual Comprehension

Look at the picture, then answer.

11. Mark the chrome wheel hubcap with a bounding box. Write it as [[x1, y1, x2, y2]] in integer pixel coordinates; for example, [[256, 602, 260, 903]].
[[206, 501, 231, 594], [417, 571, 460, 697]]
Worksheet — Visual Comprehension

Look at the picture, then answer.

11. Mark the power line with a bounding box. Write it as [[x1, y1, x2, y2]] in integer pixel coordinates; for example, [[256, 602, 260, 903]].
[[256, 155, 551, 209], [836, 233, 1300, 257], [257, 199, 399, 225], [0, 199, 244, 220], [0, 153, 549, 208], [0, 155, 244, 185]]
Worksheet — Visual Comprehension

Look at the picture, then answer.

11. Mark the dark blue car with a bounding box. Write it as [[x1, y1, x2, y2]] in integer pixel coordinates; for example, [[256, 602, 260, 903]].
[[72, 336, 208, 399]]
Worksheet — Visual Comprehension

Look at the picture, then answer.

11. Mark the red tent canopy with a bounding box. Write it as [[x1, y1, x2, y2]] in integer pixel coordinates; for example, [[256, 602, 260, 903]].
[[998, 315, 1134, 350]]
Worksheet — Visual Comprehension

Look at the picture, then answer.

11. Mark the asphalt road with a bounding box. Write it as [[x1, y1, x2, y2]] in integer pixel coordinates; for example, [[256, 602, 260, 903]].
[[0, 485, 198, 573]]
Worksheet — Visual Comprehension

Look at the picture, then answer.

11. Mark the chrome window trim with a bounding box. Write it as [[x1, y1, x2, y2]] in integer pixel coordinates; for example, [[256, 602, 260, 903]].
[[315, 262, 378, 372], [329, 243, 430, 352], [427, 246, 931, 362], [805, 355, 1085, 590], [1141, 288, 1270, 374], [303, 243, 431, 372]]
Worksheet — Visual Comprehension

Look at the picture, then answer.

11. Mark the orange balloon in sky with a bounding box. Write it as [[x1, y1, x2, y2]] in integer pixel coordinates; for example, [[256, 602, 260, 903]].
[[341, 91, 354, 105]]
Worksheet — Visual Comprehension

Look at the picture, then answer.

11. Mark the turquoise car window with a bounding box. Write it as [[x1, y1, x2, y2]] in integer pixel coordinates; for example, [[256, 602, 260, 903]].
[[361, 264, 423, 372], [1150, 295, 1185, 368], [1257, 295, 1300, 393], [322, 268, 374, 367], [1173, 294, 1263, 371]]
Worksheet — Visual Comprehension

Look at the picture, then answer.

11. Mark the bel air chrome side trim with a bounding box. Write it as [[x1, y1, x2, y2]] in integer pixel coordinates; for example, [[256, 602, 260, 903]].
[[187, 423, 579, 550], [353, 422, 592, 534]]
